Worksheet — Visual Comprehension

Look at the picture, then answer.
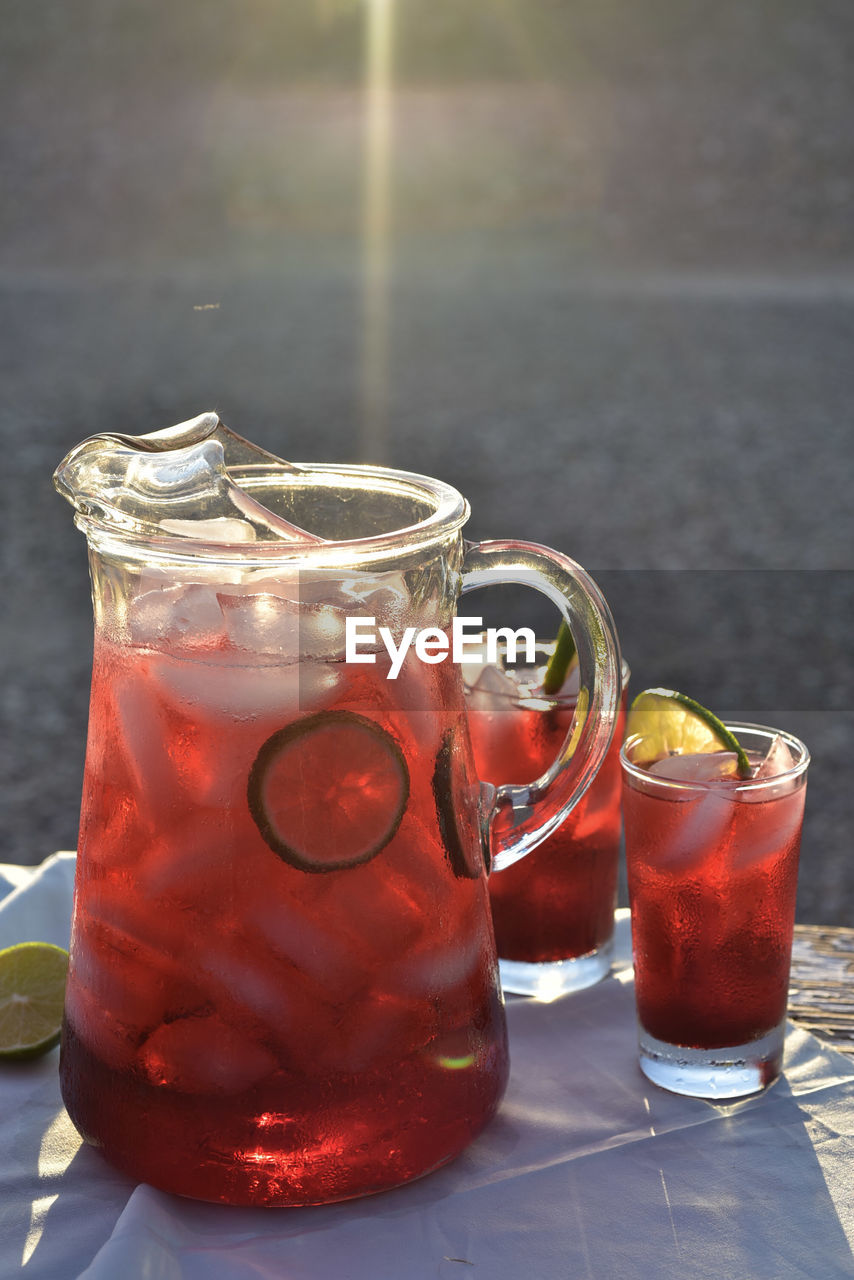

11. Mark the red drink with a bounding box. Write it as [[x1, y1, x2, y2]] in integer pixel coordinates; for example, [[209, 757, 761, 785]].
[[60, 631, 507, 1206], [621, 725, 809, 1097], [465, 658, 627, 991]]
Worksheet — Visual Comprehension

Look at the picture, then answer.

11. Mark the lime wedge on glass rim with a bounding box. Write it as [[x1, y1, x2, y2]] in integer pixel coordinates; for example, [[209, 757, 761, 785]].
[[626, 688, 753, 779], [541, 620, 578, 696], [0, 942, 69, 1060]]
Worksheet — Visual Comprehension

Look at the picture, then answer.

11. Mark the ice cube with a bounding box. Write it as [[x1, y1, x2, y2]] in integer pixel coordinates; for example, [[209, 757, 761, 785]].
[[741, 736, 803, 803], [136, 824, 244, 904], [555, 662, 581, 698], [458, 635, 491, 690], [475, 662, 521, 697], [731, 786, 807, 865], [64, 980, 139, 1072], [159, 516, 258, 542], [527, 660, 581, 699], [249, 892, 370, 1005], [138, 1014, 277, 1095], [186, 926, 351, 1068], [112, 673, 183, 803], [643, 787, 737, 873], [286, 570, 409, 655], [383, 647, 445, 714], [321, 987, 438, 1073], [218, 591, 301, 655], [218, 591, 346, 659], [367, 657, 445, 760], [147, 644, 342, 720], [648, 752, 740, 783], [70, 919, 173, 1035], [64, 903, 197, 1069], [464, 660, 520, 711], [296, 572, 410, 622], [79, 879, 198, 972], [191, 938, 303, 1037], [392, 929, 483, 1000], [296, 661, 347, 713], [297, 604, 347, 657], [128, 583, 225, 646], [755, 733, 796, 779], [360, 583, 409, 629]]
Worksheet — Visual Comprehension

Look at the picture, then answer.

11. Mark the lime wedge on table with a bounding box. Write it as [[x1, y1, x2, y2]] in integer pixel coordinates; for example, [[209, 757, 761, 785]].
[[0, 942, 69, 1060], [248, 710, 410, 872], [626, 688, 752, 779]]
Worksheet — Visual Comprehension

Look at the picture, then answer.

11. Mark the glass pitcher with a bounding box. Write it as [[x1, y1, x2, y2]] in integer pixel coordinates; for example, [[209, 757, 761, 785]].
[[54, 413, 620, 1206]]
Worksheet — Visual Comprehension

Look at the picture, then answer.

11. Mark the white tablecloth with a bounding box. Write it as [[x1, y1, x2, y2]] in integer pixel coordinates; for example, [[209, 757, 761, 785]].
[[2, 853, 854, 1279]]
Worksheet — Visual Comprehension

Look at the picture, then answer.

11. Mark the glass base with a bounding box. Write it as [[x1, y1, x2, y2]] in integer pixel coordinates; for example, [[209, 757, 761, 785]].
[[638, 1021, 785, 1100], [498, 934, 614, 1001]]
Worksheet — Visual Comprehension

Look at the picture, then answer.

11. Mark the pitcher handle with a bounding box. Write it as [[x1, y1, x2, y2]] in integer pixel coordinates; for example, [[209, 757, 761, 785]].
[[459, 539, 621, 872]]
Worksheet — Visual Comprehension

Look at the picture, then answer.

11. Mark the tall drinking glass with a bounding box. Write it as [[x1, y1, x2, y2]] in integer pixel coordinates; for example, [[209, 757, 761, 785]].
[[622, 723, 809, 1099]]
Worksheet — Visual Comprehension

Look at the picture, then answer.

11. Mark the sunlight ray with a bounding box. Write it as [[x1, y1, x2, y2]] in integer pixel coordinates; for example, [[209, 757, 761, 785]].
[[360, 0, 395, 461]]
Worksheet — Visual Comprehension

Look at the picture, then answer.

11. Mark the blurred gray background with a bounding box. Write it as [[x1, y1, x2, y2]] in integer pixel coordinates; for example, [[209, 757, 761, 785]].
[[2, 1, 852, 921]]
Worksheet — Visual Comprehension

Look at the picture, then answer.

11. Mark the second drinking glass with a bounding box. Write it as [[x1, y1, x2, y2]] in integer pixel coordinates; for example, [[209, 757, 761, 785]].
[[465, 644, 629, 999]]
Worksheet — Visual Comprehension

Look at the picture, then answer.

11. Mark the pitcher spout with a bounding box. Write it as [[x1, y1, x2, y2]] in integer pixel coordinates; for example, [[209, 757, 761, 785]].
[[53, 412, 323, 545]]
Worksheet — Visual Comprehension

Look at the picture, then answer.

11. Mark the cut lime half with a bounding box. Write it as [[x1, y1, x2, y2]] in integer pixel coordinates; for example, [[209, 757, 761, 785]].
[[0, 942, 69, 1061], [248, 710, 410, 872], [626, 688, 752, 778]]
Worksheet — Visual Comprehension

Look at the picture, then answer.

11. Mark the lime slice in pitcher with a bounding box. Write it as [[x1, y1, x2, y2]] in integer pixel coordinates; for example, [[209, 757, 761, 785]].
[[432, 725, 484, 880], [248, 711, 410, 872], [626, 688, 752, 778], [0, 942, 69, 1060]]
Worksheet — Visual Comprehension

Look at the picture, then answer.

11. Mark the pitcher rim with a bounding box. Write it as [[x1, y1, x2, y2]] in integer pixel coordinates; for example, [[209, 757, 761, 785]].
[[68, 461, 471, 569]]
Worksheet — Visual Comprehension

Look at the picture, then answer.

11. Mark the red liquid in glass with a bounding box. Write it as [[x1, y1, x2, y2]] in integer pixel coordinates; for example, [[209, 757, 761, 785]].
[[623, 768, 805, 1049], [60, 637, 507, 1205], [467, 690, 626, 963]]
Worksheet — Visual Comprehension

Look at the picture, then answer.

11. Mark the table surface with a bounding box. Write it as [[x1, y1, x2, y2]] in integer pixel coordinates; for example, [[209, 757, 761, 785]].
[[789, 923, 854, 1056], [2, 857, 854, 1280]]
